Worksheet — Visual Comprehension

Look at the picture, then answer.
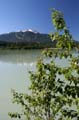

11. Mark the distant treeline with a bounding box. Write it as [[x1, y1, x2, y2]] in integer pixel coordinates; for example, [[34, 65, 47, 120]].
[[0, 41, 57, 49]]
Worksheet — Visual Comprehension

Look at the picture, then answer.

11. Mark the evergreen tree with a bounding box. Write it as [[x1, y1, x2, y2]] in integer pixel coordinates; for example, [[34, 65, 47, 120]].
[[8, 9, 79, 120]]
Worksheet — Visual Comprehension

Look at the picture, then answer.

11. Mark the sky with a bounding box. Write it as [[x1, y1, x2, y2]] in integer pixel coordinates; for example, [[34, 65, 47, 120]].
[[0, 0, 79, 40]]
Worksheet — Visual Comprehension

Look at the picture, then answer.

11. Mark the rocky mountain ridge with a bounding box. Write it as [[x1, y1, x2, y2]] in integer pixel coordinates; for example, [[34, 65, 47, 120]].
[[0, 30, 55, 49]]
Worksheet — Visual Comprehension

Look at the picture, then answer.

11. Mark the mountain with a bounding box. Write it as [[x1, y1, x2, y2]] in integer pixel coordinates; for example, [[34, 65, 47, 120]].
[[0, 30, 56, 49]]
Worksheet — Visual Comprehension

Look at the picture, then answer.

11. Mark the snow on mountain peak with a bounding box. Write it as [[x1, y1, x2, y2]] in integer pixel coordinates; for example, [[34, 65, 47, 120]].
[[22, 29, 39, 33], [28, 29, 33, 32]]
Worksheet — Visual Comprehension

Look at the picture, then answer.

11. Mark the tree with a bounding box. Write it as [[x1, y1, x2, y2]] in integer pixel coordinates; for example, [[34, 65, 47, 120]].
[[8, 9, 79, 120]]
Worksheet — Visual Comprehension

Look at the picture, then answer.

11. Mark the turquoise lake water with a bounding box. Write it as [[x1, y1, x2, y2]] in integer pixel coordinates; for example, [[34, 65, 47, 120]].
[[0, 49, 41, 120]]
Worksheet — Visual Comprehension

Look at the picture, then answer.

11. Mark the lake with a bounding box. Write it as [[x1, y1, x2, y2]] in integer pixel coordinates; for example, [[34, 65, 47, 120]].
[[0, 49, 42, 120], [0, 49, 78, 120]]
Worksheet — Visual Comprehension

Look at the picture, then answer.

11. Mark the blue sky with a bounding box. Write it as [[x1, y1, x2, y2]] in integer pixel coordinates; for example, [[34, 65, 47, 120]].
[[0, 0, 79, 40]]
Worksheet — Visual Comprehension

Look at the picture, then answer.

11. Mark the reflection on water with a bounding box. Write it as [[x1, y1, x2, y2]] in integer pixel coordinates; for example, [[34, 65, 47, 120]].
[[0, 49, 42, 64], [0, 49, 41, 120]]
